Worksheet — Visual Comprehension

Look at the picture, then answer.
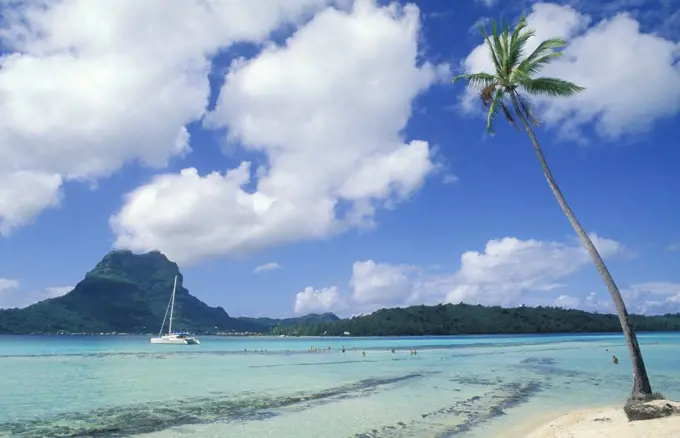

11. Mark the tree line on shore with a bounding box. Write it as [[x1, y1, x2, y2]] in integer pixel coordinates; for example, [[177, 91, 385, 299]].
[[270, 303, 680, 337]]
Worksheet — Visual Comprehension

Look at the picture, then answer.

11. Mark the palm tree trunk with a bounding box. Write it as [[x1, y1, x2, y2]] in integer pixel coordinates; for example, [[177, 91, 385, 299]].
[[509, 93, 652, 399]]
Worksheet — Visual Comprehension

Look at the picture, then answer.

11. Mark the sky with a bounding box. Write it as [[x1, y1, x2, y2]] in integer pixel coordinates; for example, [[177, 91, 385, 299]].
[[0, 0, 679, 318]]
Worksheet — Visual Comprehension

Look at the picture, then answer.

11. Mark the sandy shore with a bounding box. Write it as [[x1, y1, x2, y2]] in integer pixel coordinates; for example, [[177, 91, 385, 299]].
[[521, 406, 680, 438]]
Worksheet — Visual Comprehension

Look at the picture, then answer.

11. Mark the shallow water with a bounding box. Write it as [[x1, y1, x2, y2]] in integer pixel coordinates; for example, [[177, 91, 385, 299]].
[[1, 333, 678, 437]]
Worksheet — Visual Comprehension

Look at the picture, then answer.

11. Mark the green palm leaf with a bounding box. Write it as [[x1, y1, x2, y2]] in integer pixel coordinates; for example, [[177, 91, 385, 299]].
[[485, 88, 504, 134], [452, 15, 584, 131], [520, 77, 585, 97], [452, 72, 496, 89]]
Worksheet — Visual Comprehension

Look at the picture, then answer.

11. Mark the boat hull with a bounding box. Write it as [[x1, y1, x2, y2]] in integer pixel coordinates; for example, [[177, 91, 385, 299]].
[[150, 336, 187, 344], [150, 335, 199, 345]]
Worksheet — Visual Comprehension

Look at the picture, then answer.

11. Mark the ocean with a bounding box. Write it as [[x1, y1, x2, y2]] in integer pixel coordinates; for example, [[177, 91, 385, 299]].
[[1, 333, 679, 437]]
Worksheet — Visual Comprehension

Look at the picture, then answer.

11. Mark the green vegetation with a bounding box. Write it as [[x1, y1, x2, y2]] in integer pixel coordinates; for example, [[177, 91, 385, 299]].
[[271, 303, 680, 337], [238, 313, 340, 330], [0, 250, 248, 334], [452, 16, 653, 398], [0, 250, 335, 335]]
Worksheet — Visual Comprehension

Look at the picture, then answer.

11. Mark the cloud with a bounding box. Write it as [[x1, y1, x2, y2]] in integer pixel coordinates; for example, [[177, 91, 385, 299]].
[[0, 284, 73, 309], [0, 279, 20, 293], [553, 294, 582, 309], [458, 2, 680, 139], [350, 260, 418, 308], [440, 233, 627, 306], [0, 172, 63, 235], [294, 233, 630, 314], [533, 282, 680, 316], [111, 0, 446, 265], [621, 282, 680, 314], [550, 291, 613, 312], [0, 0, 331, 234], [294, 286, 342, 314], [292, 260, 421, 315], [547, 283, 680, 316], [583, 291, 611, 312], [254, 262, 282, 273]]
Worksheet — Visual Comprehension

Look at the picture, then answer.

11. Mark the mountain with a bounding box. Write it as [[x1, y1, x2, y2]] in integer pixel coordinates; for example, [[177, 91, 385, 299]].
[[271, 303, 680, 337], [0, 250, 263, 334], [237, 312, 340, 329]]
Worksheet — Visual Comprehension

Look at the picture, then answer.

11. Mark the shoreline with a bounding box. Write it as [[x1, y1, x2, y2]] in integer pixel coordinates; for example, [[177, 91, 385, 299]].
[[1, 331, 678, 336], [513, 405, 680, 438], [498, 409, 574, 438]]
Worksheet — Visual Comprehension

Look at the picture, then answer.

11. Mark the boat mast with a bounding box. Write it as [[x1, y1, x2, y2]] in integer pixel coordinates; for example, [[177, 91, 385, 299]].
[[168, 275, 177, 335]]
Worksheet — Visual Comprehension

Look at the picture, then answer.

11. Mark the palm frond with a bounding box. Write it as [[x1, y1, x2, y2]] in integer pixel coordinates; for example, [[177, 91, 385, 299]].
[[490, 21, 505, 73], [515, 38, 565, 76], [527, 52, 564, 76], [501, 22, 511, 74], [510, 14, 528, 46], [507, 16, 535, 73], [524, 38, 566, 62], [453, 16, 585, 135], [485, 88, 505, 134], [480, 27, 503, 73], [452, 72, 497, 89], [520, 77, 585, 97]]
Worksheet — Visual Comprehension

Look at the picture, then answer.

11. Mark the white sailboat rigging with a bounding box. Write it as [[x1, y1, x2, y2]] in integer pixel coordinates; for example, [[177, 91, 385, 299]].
[[150, 275, 199, 345]]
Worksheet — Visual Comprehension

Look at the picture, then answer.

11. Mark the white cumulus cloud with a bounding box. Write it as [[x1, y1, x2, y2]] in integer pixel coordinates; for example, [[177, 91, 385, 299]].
[[294, 286, 342, 314], [622, 282, 680, 315], [254, 262, 282, 273], [0, 172, 63, 235], [561, 283, 680, 315], [350, 260, 418, 308], [441, 233, 627, 306], [550, 292, 613, 312], [293, 233, 631, 314], [0, 0, 332, 234], [459, 2, 680, 139], [111, 0, 446, 264]]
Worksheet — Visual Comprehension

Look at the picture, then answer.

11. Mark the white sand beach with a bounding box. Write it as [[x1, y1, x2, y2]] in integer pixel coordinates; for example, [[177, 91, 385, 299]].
[[520, 404, 680, 438]]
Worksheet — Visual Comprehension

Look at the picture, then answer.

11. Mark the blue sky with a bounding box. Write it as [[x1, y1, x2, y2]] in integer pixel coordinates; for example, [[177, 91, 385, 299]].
[[0, 0, 678, 317]]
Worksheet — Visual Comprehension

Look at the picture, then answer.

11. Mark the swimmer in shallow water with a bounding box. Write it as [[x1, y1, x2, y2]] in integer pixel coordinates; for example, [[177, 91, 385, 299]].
[[612, 355, 618, 364]]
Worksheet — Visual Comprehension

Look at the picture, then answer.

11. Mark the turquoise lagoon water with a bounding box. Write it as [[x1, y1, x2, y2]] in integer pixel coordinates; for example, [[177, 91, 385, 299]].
[[1, 333, 679, 437]]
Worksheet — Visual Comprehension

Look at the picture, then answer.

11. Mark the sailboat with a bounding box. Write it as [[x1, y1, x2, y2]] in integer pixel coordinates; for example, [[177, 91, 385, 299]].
[[150, 275, 200, 345]]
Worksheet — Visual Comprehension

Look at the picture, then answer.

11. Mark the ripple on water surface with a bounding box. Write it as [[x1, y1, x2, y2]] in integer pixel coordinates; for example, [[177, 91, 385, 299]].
[[1, 333, 679, 437]]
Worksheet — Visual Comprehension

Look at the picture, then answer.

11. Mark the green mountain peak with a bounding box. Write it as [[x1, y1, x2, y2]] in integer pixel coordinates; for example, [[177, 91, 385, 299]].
[[0, 250, 251, 334]]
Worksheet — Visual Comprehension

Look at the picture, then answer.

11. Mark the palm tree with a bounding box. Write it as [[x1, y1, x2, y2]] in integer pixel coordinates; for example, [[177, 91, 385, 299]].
[[453, 17, 652, 399]]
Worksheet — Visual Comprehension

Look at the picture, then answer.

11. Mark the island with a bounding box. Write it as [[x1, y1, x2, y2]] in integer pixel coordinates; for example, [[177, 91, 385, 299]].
[[269, 304, 680, 337], [2, 250, 679, 336], [0, 250, 337, 335]]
